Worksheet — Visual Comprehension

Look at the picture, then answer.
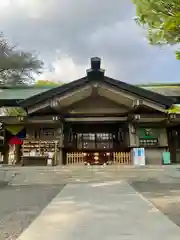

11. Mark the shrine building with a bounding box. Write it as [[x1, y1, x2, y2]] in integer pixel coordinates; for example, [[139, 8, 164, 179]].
[[0, 57, 180, 166]]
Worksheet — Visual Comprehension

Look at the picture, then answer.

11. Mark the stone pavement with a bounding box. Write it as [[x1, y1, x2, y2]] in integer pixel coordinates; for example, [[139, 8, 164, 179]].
[[0, 184, 64, 240], [0, 165, 178, 186], [17, 180, 180, 240]]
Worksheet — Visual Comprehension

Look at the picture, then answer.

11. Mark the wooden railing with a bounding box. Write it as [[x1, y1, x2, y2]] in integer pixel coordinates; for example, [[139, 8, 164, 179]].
[[66, 151, 131, 165], [66, 152, 85, 165], [113, 152, 131, 165]]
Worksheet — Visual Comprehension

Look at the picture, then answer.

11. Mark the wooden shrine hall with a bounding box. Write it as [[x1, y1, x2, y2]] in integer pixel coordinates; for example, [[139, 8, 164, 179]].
[[0, 57, 180, 166]]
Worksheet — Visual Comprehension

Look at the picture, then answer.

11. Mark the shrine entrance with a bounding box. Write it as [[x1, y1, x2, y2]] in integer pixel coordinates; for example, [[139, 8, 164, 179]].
[[66, 151, 131, 165], [64, 122, 131, 165]]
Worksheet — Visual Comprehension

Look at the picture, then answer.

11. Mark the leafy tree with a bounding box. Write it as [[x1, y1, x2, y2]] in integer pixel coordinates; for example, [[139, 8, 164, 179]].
[[0, 32, 43, 84], [3, 107, 26, 117], [36, 80, 61, 86], [133, 0, 180, 59]]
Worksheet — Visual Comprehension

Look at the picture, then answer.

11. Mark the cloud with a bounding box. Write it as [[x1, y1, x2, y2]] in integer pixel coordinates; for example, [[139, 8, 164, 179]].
[[0, 0, 179, 83], [41, 55, 87, 82]]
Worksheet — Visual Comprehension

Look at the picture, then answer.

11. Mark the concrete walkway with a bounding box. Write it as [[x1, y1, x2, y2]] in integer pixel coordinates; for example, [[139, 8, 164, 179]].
[[17, 181, 180, 240], [1, 165, 174, 186]]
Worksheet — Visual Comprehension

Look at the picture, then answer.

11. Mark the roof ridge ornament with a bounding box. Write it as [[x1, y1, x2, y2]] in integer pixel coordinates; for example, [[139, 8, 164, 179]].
[[87, 57, 105, 81], [91, 57, 101, 71]]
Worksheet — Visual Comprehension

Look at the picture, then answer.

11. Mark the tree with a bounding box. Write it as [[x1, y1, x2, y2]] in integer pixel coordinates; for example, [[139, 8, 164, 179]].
[[3, 107, 26, 117], [0, 32, 43, 85], [133, 0, 180, 59], [36, 80, 61, 86]]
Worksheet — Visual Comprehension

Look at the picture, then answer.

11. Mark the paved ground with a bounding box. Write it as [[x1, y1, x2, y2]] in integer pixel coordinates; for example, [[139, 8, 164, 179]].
[[131, 180, 180, 228], [17, 181, 180, 240], [0, 184, 64, 240], [0, 165, 174, 185], [0, 165, 180, 239]]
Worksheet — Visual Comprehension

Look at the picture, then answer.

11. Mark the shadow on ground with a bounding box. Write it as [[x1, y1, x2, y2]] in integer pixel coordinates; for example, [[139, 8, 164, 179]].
[[131, 179, 180, 227]]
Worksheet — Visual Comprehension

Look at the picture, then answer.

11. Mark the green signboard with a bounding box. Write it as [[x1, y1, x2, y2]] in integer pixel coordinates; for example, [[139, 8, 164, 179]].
[[138, 128, 158, 139]]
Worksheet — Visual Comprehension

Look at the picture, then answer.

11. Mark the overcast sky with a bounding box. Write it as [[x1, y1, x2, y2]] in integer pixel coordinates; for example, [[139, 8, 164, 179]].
[[0, 0, 179, 83]]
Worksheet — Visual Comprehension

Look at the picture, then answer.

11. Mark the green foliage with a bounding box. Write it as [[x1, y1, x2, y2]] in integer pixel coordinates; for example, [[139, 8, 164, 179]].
[[133, 0, 180, 59], [0, 32, 43, 85], [3, 107, 26, 116], [36, 80, 61, 86], [176, 50, 180, 60]]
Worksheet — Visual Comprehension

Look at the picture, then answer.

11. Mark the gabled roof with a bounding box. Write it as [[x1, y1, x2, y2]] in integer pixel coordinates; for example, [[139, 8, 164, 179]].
[[0, 85, 56, 100], [138, 83, 180, 97], [103, 77, 174, 107], [0, 84, 58, 106], [19, 57, 174, 109], [0, 79, 180, 104]]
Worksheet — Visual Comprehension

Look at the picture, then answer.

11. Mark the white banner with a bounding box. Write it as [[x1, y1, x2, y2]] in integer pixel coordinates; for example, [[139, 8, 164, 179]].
[[133, 148, 145, 166]]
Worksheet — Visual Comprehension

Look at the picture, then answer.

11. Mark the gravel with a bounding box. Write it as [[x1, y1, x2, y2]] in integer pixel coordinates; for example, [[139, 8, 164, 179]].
[[0, 184, 65, 240]]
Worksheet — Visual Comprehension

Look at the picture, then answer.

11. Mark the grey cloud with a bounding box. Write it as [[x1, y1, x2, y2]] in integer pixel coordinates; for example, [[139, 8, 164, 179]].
[[0, 0, 132, 50], [0, 0, 178, 83]]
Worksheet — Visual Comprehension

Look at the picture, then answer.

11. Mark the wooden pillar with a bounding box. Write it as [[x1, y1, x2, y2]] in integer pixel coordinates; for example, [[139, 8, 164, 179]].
[[15, 144, 21, 165], [3, 144, 9, 164], [62, 149, 66, 165], [57, 123, 64, 165], [128, 123, 139, 147], [3, 129, 9, 164], [57, 148, 63, 165], [62, 121, 68, 165]]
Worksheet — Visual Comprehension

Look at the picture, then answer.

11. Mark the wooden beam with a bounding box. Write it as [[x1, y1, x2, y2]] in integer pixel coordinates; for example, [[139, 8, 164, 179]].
[[64, 117, 127, 122], [0, 99, 23, 107]]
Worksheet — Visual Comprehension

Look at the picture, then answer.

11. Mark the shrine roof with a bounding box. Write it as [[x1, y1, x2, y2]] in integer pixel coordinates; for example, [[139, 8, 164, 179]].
[[18, 57, 174, 109], [0, 60, 177, 107]]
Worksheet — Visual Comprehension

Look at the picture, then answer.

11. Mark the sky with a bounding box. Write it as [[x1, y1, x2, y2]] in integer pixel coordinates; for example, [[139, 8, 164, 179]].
[[0, 0, 179, 84]]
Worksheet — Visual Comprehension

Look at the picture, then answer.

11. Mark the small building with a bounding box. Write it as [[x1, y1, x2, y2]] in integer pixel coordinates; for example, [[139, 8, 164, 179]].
[[0, 57, 180, 166]]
